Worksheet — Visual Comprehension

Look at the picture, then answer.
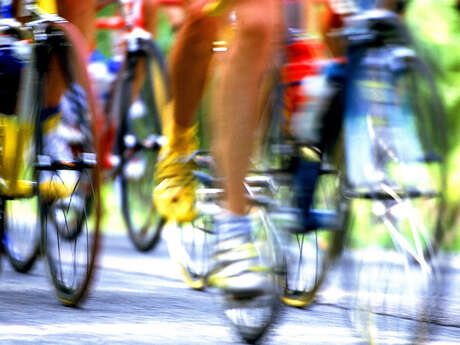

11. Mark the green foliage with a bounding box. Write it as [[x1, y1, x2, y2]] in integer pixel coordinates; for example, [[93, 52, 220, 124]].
[[101, 182, 125, 235], [95, 4, 117, 58]]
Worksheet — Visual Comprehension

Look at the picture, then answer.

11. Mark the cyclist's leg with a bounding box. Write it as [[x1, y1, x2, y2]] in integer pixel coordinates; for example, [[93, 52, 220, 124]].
[[210, 0, 281, 295], [38, 0, 96, 201], [57, 0, 96, 48], [142, 0, 185, 35], [0, 1, 95, 197], [213, 0, 280, 215], [44, 0, 95, 109], [168, 5, 216, 131], [153, 4, 217, 222], [131, 1, 185, 102]]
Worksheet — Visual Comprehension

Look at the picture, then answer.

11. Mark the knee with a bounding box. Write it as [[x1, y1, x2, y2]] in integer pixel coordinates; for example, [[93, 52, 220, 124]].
[[238, 15, 275, 47], [182, 16, 218, 54], [193, 16, 218, 42]]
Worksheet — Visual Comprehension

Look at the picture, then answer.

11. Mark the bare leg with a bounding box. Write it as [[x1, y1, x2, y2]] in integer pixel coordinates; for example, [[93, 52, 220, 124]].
[[131, 1, 185, 102], [58, 0, 95, 49], [42, 0, 95, 108], [153, 4, 218, 222], [169, 9, 217, 130], [142, 1, 184, 35], [213, 0, 280, 214]]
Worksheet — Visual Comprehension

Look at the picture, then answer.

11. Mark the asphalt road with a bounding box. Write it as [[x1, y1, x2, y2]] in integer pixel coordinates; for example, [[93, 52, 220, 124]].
[[1, 233, 460, 345]]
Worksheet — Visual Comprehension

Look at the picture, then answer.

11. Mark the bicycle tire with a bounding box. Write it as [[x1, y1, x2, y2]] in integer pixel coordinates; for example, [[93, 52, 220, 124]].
[[3, 197, 41, 273], [343, 46, 445, 345], [347, 193, 442, 345], [253, 74, 348, 308], [173, 159, 284, 342], [278, 161, 349, 308], [164, 188, 216, 290], [35, 21, 102, 306], [115, 40, 168, 252], [1, 111, 41, 273]]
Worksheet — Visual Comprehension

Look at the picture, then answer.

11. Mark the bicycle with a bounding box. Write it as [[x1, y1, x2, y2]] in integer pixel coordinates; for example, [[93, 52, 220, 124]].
[[236, 7, 445, 345], [255, 30, 351, 309], [316, 8, 445, 344], [93, 0, 182, 252], [2, 0, 178, 271], [170, 150, 284, 344], [155, 2, 346, 340], [0, 0, 103, 306], [236, 4, 446, 344]]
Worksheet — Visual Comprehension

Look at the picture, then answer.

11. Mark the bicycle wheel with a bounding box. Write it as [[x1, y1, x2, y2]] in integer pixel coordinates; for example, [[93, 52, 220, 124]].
[[3, 197, 40, 273], [276, 156, 349, 308], [251, 66, 349, 307], [164, 179, 218, 290], [116, 40, 168, 252], [0, 26, 41, 274], [164, 215, 213, 290], [347, 191, 442, 345], [35, 21, 102, 306], [344, 48, 445, 345], [1, 118, 41, 273]]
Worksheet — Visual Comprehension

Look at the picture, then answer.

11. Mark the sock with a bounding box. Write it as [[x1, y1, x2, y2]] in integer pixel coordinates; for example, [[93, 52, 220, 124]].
[[216, 210, 252, 240], [169, 121, 198, 150]]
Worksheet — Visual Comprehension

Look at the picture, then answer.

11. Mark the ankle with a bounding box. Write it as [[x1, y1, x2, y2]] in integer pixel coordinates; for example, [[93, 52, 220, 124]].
[[216, 210, 252, 238], [168, 121, 198, 153]]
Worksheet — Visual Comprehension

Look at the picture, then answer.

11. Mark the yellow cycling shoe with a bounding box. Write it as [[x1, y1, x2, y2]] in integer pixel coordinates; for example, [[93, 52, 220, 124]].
[[153, 151, 198, 223], [208, 215, 273, 298], [153, 119, 199, 222]]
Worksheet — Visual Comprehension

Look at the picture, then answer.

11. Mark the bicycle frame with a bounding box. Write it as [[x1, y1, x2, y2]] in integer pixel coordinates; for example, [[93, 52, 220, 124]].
[[0, 0, 103, 305]]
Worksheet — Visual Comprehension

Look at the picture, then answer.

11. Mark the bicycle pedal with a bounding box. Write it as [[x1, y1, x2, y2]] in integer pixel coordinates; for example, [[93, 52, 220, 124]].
[[193, 171, 218, 187]]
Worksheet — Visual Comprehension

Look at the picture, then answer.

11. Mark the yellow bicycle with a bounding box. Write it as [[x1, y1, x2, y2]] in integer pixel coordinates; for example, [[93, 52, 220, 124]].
[[0, 0, 103, 306]]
